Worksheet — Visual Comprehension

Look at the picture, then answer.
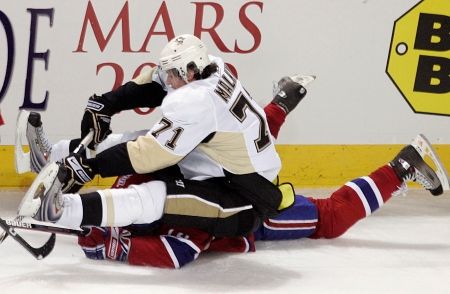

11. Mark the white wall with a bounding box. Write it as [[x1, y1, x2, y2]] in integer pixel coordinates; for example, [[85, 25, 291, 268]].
[[0, 0, 448, 145]]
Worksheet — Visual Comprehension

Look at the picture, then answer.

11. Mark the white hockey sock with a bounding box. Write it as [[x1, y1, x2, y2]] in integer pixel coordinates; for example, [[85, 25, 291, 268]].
[[55, 194, 83, 229], [99, 180, 167, 227]]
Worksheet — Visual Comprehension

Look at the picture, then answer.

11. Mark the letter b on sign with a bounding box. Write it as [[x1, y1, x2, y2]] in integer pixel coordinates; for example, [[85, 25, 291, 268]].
[[414, 13, 449, 94], [414, 56, 450, 94]]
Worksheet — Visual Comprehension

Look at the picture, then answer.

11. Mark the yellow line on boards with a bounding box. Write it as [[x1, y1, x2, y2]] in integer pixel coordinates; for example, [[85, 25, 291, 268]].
[[1, 144, 449, 188]]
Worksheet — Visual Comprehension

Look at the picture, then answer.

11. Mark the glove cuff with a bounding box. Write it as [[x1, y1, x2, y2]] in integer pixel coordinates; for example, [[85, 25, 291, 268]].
[[85, 158, 99, 175], [87, 94, 115, 116]]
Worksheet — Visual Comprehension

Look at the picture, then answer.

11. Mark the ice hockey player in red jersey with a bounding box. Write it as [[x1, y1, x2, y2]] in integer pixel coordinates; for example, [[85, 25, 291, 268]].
[[25, 82, 447, 269], [77, 117, 447, 268]]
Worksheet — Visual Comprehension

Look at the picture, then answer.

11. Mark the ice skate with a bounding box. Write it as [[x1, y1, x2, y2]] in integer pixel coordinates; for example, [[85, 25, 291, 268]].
[[26, 112, 52, 173], [17, 161, 65, 221], [32, 166, 67, 222], [390, 135, 448, 196], [272, 74, 316, 114], [289, 74, 316, 88]]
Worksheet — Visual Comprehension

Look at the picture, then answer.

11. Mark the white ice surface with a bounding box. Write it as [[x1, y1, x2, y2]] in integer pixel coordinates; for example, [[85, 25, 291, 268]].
[[1, 189, 450, 294]]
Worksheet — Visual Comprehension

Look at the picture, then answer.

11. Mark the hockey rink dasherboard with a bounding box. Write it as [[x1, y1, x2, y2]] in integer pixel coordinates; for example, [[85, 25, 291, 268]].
[[1, 189, 450, 294]]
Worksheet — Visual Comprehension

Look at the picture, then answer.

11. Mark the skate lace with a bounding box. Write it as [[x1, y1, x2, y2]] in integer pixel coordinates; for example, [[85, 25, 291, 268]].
[[402, 168, 433, 190], [392, 181, 408, 197], [414, 170, 433, 190], [403, 173, 415, 182], [36, 126, 52, 155]]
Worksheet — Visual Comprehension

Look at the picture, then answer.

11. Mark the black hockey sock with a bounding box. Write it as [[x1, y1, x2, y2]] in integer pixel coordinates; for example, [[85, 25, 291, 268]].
[[80, 192, 103, 226]]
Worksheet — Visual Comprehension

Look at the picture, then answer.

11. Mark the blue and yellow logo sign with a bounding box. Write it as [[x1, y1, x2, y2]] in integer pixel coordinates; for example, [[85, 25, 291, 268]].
[[386, 0, 449, 116]]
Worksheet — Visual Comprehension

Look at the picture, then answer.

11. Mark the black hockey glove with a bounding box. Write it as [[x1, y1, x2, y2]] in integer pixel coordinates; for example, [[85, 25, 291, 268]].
[[271, 77, 307, 114], [60, 153, 97, 193], [81, 95, 113, 150]]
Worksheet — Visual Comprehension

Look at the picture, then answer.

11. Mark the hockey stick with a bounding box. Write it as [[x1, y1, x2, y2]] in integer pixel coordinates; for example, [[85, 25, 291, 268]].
[[0, 217, 56, 260], [0, 217, 87, 238]]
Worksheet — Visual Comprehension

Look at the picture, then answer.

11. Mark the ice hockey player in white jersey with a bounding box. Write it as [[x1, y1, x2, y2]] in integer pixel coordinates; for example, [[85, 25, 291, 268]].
[[29, 34, 291, 237], [128, 35, 282, 182]]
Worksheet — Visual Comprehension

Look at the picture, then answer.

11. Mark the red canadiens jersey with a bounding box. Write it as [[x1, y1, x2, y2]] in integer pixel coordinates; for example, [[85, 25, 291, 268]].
[[124, 195, 320, 268], [128, 224, 254, 269]]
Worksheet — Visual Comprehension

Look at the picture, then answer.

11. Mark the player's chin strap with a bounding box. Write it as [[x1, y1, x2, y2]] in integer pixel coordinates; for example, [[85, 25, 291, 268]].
[[17, 129, 94, 218], [411, 133, 450, 192]]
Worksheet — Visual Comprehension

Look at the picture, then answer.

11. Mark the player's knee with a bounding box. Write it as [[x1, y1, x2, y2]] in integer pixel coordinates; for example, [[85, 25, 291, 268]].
[[131, 180, 167, 224], [95, 181, 166, 226]]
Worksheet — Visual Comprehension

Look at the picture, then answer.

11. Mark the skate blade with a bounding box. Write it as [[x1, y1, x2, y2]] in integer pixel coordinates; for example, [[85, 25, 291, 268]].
[[290, 74, 317, 87], [17, 162, 60, 217], [15, 110, 31, 174], [272, 75, 317, 96], [411, 134, 450, 191]]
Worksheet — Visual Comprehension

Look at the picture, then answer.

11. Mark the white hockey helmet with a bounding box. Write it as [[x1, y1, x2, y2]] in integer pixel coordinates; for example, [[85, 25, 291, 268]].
[[159, 34, 210, 82]]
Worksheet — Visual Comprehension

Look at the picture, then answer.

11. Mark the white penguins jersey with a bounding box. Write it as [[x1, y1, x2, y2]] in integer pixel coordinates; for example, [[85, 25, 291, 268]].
[[126, 56, 281, 181]]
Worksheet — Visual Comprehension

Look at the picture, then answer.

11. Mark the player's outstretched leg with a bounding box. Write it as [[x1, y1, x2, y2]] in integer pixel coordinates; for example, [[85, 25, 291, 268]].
[[26, 112, 52, 173], [272, 74, 316, 114], [390, 143, 443, 196]]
